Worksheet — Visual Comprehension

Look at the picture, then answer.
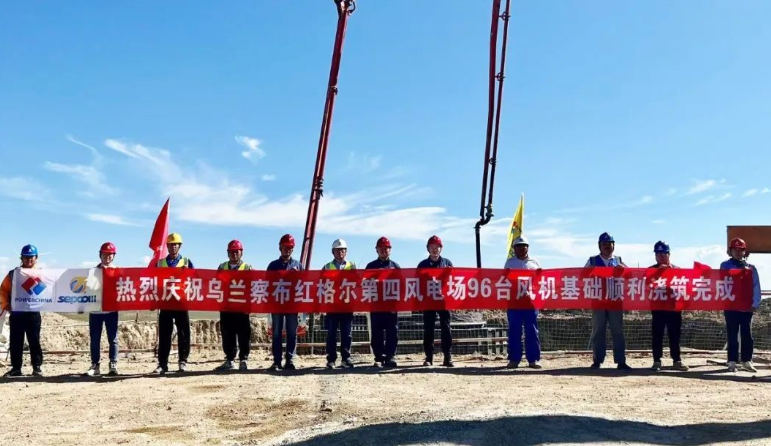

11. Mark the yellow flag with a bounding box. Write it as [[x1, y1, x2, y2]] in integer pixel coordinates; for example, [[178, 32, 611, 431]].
[[506, 193, 524, 260]]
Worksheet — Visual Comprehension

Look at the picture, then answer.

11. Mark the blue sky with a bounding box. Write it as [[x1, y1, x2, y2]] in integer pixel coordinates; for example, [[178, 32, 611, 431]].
[[1, 0, 771, 286]]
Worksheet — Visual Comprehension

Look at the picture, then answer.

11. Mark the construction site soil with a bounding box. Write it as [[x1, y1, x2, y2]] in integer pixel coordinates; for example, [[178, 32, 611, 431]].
[[2, 310, 771, 445], [1, 351, 770, 446]]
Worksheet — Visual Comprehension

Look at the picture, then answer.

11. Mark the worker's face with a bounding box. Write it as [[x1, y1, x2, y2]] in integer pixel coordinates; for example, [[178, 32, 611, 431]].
[[599, 242, 614, 257], [514, 244, 529, 260], [100, 252, 115, 267], [228, 250, 242, 263], [280, 244, 294, 259], [730, 247, 745, 261], [167, 243, 181, 257], [333, 247, 347, 262], [427, 244, 442, 258], [655, 251, 670, 266], [376, 246, 391, 260], [20, 256, 36, 268]]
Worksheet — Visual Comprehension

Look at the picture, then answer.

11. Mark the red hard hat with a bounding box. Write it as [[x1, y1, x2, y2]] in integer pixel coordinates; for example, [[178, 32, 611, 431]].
[[280, 234, 296, 247], [729, 237, 747, 250], [100, 242, 117, 254], [376, 237, 392, 248], [427, 235, 443, 247], [228, 239, 243, 251]]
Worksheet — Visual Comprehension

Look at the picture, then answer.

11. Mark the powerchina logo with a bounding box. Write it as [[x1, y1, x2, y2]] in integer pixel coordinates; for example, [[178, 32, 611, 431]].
[[58, 276, 97, 304], [21, 277, 47, 296]]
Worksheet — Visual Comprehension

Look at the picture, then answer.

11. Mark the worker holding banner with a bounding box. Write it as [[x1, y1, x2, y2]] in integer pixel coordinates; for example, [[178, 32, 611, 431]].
[[215, 240, 252, 372], [649, 241, 689, 372], [323, 239, 356, 369], [267, 234, 303, 371], [1, 245, 44, 377], [151, 232, 194, 375], [721, 237, 761, 373], [85, 242, 120, 377], [366, 237, 401, 368], [585, 232, 631, 370], [504, 236, 542, 369], [418, 235, 454, 367]]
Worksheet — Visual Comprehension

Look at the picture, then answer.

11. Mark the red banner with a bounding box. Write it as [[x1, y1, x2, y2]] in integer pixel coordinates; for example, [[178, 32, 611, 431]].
[[101, 266, 754, 312]]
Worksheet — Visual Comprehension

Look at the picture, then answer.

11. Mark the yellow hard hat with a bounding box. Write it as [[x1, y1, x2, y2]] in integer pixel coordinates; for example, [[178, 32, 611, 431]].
[[166, 233, 183, 244]]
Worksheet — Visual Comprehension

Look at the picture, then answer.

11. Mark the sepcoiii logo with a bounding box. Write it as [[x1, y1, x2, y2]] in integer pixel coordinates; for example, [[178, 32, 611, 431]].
[[70, 277, 88, 294], [61, 276, 97, 304]]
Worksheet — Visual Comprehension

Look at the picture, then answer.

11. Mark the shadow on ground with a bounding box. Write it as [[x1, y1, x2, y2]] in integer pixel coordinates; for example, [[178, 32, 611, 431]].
[[275, 415, 771, 446]]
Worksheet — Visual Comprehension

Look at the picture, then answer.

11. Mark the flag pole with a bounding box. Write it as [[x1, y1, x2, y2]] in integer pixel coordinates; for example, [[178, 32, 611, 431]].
[[148, 198, 170, 357]]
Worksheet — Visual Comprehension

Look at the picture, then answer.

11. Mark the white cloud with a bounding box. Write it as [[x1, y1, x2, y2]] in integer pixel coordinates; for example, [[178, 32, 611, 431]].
[[121, 138, 448, 237], [695, 192, 732, 206], [104, 139, 172, 167], [41, 136, 129, 199], [43, 162, 118, 196], [86, 213, 141, 226], [716, 192, 733, 202], [89, 138, 497, 244], [370, 157, 382, 170], [104, 139, 140, 158], [345, 152, 383, 173], [528, 236, 687, 268], [743, 189, 759, 197], [65, 135, 100, 156], [0, 177, 52, 202], [664, 188, 678, 196], [234, 136, 266, 162], [686, 179, 727, 195], [558, 195, 653, 214], [542, 217, 574, 226], [531, 234, 597, 262], [37, 137, 437, 244], [381, 166, 408, 180], [527, 227, 560, 238], [652, 219, 666, 224], [763, 188, 770, 194], [167, 179, 447, 241]]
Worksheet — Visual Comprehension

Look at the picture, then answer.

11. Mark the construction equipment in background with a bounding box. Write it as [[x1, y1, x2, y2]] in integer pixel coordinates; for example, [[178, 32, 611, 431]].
[[299, 0, 356, 350], [300, 0, 356, 270], [475, 0, 513, 268]]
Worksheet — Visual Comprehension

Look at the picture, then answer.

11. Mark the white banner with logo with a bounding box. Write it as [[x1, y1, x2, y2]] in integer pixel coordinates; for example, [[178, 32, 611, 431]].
[[11, 268, 103, 313]]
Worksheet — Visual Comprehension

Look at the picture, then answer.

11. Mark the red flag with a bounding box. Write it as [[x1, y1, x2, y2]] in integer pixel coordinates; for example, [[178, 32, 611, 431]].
[[693, 261, 712, 273], [148, 198, 170, 267]]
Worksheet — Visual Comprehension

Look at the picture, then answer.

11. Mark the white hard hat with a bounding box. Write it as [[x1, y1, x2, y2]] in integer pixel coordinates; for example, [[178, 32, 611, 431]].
[[513, 235, 529, 246], [332, 238, 348, 249]]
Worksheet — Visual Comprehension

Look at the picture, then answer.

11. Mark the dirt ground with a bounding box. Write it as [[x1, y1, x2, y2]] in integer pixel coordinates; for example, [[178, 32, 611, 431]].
[[1, 351, 770, 446]]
